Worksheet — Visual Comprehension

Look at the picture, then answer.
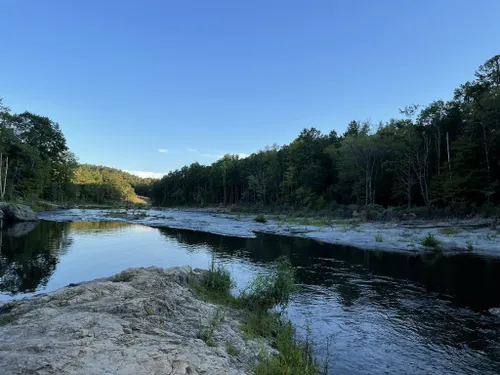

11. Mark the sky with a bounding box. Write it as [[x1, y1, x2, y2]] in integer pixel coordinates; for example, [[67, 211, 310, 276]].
[[1, 1, 499, 178]]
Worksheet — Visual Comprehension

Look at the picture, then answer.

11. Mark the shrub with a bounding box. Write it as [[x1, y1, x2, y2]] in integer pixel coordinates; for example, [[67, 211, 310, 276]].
[[421, 233, 442, 252], [241, 310, 283, 340], [254, 215, 267, 223], [193, 256, 234, 304], [239, 257, 296, 311]]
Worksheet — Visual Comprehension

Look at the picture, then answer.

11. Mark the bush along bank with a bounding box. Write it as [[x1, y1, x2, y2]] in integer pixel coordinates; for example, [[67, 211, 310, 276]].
[[191, 256, 323, 375]]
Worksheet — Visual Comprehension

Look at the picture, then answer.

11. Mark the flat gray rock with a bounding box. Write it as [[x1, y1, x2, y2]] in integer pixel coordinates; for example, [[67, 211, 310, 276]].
[[0, 266, 270, 375]]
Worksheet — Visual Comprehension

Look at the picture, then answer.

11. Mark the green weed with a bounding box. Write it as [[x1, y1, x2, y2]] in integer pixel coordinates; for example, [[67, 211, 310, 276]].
[[198, 308, 223, 347], [239, 257, 296, 311], [254, 215, 268, 223], [191, 256, 320, 374], [112, 270, 134, 282], [253, 321, 319, 375], [375, 233, 383, 242], [226, 341, 240, 356], [144, 305, 154, 316], [421, 233, 442, 252], [466, 240, 474, 252]]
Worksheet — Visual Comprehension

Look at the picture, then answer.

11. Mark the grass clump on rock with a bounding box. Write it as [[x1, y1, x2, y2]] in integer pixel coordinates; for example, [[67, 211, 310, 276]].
[[421, 233, 442, 252], [193, 256, 320, 374], [254, 215, 267, 223]]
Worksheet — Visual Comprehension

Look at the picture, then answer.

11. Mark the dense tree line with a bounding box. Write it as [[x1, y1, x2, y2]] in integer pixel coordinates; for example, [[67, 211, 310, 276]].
[[0, 101, 153, 204], [151, 56, 500, 215]]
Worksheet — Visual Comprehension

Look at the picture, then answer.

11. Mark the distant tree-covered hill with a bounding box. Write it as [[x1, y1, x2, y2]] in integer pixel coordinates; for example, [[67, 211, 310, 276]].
[[0, 102, 155, 204], [73, 165, 155, 204]]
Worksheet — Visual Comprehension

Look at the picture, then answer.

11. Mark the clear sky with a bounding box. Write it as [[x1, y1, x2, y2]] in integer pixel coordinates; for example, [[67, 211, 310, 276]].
[[1, 1, 499, 178]]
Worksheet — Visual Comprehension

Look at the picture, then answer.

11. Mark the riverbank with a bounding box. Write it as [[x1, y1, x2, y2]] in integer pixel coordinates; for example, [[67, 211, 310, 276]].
[[0, 266, 273, 375], [39, 208, 500, 258]]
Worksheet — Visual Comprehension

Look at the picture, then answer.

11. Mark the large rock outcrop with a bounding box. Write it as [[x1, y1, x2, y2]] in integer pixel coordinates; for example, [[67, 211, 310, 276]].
[[0, 266, 270, 375], [1, 203, 38, 221]]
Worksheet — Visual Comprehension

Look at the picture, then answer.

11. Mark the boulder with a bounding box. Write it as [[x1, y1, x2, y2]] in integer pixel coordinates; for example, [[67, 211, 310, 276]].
[[1, 204, 38, 221]]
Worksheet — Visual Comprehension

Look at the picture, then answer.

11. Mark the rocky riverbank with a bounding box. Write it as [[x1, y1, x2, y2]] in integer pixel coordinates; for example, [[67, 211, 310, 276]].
[[39, 208, 500, 258], [0, 267, 272, 375]]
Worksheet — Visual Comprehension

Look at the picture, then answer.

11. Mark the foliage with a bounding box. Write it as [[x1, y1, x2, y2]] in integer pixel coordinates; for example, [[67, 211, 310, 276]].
[[253, 321, 319, 375], [192, 257, 234, 305], [225, 341, 240, 356], [375, 233, 383, 242], [149, 56, 500, 216], [254, 214, 267, 223], [197, 308, 223, 347], [421, 233, 442, 252], [466, 240, 474, 252], [239, 257, 297, 311], [0, 98, 155, 205], [73, 164, 151, 204], [192, 256, 319, 374]]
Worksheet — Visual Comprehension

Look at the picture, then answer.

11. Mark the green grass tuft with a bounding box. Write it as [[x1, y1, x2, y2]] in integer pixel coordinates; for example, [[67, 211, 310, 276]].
[[254, 215, 268, 223], [198, 308, 223, 347], [112, 270, 134, 282], [144, 305, 154, 316], [375, 233, 383, 242], [466, 240, 474, 252], [421, 233, 442, 252], [253, 321, 319, 375], [239, 257, 297, 311], [226, 341, 240, 356]]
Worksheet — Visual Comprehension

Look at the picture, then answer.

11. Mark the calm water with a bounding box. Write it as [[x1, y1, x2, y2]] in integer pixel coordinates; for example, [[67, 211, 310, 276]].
[[1, 220, 499, 374]]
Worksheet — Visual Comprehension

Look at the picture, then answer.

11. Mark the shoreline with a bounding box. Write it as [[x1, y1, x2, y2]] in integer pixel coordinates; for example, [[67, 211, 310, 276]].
[[38, 208, 500, 258]]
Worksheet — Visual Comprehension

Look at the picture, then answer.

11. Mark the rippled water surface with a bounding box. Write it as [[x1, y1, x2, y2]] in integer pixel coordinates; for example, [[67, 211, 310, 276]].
[[1, 220, 499, 374]]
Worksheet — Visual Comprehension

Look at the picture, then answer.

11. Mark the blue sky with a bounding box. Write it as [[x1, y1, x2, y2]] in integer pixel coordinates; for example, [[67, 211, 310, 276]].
[[1, 1, 499, 178]]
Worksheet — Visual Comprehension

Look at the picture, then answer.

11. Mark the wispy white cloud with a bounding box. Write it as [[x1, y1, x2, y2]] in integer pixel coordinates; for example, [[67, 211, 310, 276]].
[[186, 148, 198, 153], [236, 153, 249, 159], [125, 170, 166, 179], [157, 148, 168, 153]]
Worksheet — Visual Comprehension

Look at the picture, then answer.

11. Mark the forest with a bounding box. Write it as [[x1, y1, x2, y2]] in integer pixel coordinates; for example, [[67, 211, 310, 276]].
[[150, 55, 500, 216], [0, 103, 152, 205]]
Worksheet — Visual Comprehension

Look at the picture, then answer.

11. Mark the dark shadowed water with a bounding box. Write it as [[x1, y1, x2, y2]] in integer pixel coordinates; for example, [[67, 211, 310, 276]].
[[1, 220, 499, 374]]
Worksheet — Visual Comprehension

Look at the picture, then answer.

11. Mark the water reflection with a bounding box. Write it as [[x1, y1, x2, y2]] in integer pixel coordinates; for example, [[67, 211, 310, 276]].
[[0, 221, 71, 294], [157, 229, 500, 310]]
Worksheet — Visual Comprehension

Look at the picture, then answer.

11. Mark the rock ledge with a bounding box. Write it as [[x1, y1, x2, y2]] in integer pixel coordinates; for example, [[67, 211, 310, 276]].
[[0, 266, 269, 375]]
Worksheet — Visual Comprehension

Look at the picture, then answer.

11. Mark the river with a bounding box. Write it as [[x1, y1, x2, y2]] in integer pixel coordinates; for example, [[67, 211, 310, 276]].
[[0, 220, 499, 374]]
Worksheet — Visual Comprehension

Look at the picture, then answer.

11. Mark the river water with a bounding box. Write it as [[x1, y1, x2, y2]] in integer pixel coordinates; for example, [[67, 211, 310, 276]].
[[0, 220, 499, 374]]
